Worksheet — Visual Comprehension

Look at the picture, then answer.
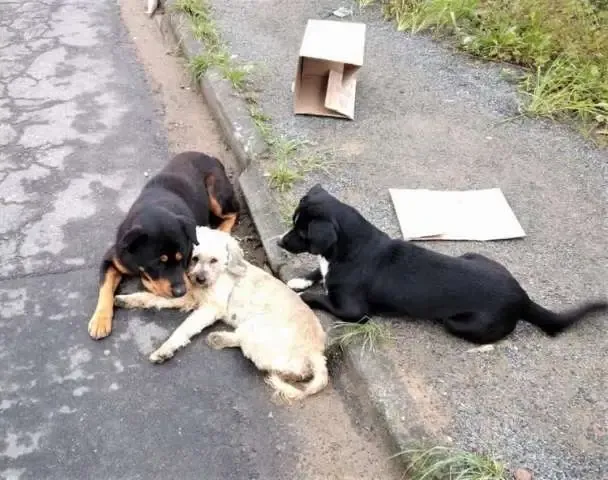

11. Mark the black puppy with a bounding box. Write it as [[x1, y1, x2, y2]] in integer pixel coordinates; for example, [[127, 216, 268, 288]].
[[88, 151, 239, 340], [278, 185, 607, 344]]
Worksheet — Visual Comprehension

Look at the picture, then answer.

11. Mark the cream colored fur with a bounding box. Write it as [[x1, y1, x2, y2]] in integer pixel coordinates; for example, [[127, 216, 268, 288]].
[[114, 226, 328, 403]]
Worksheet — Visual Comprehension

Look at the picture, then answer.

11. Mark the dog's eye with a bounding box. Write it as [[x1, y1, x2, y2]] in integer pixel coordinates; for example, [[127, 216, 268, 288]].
[[175, 252, 183, 262], [210, 258, 218, 264], [160, 254, 168, 263], [191, 255, 199, 262]]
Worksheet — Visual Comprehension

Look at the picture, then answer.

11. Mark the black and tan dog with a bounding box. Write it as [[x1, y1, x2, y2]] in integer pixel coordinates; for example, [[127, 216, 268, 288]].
[[88, 151, 239, 340], [279, 185, 607, 344]]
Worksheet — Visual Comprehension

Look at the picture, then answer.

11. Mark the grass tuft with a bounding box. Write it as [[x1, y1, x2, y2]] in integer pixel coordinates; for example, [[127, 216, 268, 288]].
[[174, 0, 250, 91], [264, 137, 334, 192], [188, 51, 229, 79], [277, 194, 299, 226], [329, 320, 393, 354], [394, 445, 509, 480], [362, 0, 608, 138]]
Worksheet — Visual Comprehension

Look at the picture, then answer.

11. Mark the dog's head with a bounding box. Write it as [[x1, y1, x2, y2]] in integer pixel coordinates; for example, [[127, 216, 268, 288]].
[[188, 226, 247, 287], [117, 207, 197, 298], [277, 184, 340, 257]]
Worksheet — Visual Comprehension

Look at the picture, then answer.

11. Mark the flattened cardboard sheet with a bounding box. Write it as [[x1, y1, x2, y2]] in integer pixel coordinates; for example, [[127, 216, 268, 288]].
[[389, 188, 526, 241]]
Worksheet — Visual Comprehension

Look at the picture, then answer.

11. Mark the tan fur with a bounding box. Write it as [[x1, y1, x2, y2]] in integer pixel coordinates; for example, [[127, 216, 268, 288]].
[[88, 266, 122, 339], [140, 273, 189, 298], [114, 227, 328, 403], [217, 212, 237, 233]]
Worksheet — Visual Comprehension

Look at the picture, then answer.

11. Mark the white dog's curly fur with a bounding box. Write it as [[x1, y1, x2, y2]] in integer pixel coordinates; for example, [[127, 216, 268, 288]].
[[114, 226, 328, 403]]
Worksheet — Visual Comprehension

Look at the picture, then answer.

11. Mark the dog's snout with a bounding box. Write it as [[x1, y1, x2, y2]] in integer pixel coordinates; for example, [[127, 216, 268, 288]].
[[171, 284, 187, 297]]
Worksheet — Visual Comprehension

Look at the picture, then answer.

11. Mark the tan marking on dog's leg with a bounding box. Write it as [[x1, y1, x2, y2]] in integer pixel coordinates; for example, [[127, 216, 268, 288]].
[[217, 213, 237, 233], [149, 305, 219, 363], [206, 331, 240, 350], [206, 176, 238, 233], [208, 190, 223, 217], [88, 266, 122, 340], [112, 257, 131, 275]]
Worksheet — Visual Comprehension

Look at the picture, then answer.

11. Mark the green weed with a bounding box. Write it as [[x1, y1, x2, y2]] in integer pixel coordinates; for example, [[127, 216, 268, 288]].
[[329, 320, 394, 354], [265, 138, 334, 192], [362, 0, 608, 136], [277, 194, 299, 225], [394, 445, 509, 480], [174, 0, 249, 90]]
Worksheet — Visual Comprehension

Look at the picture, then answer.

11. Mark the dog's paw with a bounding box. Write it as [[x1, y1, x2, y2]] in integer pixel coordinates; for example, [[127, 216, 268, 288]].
[[206, 332, 226, 350], [88, 312, 112, 340], [298, 292, 315, 304], [287, 278, 313, 291], [113, 295, 131, 308], [149, 348, 173, 364]]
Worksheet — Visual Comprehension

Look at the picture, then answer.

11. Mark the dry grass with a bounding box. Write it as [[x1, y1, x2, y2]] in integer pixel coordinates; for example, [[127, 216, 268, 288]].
[[393, 445, 509, 480], [329, 319, 394, 354]]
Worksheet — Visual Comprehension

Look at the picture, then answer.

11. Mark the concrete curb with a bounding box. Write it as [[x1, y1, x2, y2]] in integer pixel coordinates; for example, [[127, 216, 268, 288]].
[[154, 4, 439, 462]]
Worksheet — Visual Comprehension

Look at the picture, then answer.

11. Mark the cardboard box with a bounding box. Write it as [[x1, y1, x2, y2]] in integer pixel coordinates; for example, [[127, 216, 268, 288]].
[[389, 188, 526, 241], [294, 19, 366, 120]]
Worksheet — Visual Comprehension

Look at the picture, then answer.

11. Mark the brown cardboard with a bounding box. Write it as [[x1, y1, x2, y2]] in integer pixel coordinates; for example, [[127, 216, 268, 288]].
[[294, 19, 366, 120], [389, 188, 526, 241]]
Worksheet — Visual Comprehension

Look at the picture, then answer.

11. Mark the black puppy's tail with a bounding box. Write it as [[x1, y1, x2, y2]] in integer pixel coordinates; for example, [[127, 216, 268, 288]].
[[522, 299, 608, 336]]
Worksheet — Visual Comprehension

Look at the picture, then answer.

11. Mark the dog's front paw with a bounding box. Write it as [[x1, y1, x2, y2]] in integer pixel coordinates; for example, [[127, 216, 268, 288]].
[[206, 332, 226, 350], [88, 311, 112, 340], [149, 348, 174, 364], [287, 278, 314, 291]]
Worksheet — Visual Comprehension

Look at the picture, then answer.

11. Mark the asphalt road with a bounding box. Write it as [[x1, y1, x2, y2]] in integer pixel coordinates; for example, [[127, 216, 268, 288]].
[[0, 1, 395, 479]]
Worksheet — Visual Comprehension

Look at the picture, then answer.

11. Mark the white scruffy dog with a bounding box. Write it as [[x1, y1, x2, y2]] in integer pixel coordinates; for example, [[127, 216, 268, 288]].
[[114, 226, 329, 403]]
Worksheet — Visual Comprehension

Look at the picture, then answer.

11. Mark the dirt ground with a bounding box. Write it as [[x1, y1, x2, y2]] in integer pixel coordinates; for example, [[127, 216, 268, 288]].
[[117, 2, 399, 479]]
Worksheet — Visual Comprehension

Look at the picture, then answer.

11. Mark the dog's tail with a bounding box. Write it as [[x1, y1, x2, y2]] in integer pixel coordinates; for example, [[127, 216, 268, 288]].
[[301, 353, 329, 399], [265, 374, 306, 404], [265, 354, 328, 403], [522, 298, 607, 336]]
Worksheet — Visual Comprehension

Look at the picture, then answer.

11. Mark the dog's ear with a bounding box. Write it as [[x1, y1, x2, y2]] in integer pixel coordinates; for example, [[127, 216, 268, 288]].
[[119, 225, 147, 253], [308, 184, 326, 195], [175, 214, 198, 246], [307, 219, 337, 255], [301, 184, 326, 205], [226, 236, 247, 276]]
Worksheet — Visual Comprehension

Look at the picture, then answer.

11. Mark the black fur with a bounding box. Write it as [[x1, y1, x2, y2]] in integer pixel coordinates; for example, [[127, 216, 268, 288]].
[[278, 185, 607, 344], [104, 151, 238, 297]]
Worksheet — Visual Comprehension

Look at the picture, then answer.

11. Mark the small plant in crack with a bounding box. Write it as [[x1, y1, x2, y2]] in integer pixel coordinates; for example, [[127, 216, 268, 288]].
[[328, 319, 394, 356], [174, 0, 250, 91]]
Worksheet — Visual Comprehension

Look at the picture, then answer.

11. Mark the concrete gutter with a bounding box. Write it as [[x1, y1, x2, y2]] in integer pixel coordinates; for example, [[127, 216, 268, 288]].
[[155, 5, 440, 461]]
